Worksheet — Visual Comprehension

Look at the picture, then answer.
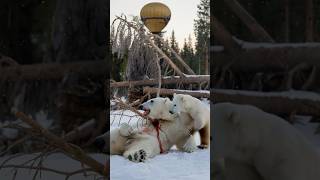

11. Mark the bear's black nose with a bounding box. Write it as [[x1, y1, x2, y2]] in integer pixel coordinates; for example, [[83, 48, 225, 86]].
[[169, 110, 174, 114], [94, 137, 105, 150], [138, 105, 144, 110]]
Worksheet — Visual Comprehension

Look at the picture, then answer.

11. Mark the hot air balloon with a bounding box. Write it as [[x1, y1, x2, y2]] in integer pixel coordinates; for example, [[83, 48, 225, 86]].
[[140, 2, 171, 34]]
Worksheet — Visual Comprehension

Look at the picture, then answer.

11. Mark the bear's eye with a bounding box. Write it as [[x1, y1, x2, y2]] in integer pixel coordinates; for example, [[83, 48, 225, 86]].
[[174, 104, 176, 106], [150, 100, 154, 103]]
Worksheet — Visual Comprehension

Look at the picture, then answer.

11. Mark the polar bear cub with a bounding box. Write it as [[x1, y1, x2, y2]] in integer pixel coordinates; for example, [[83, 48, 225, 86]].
[[171, 93, 210, 148]]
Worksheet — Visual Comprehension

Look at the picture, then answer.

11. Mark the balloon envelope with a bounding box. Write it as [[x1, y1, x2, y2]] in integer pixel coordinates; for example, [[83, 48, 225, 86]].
[[140, 2, 171, 34]]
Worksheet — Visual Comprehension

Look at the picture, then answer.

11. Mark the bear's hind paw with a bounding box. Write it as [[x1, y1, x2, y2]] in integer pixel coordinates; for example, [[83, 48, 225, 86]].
[[127, 149, 147, 163]]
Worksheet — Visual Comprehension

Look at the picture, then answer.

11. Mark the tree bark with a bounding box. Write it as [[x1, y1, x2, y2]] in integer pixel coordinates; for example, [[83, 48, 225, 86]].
[[223, 0, 275, 42], [111, 75, 210, 88]]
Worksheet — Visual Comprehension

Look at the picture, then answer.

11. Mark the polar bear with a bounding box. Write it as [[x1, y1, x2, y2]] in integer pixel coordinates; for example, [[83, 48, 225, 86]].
[[95, 97, 198, 162], [213, 102, 320, 180], [170, 93, 210, 148], [139, 97, 198, 153]]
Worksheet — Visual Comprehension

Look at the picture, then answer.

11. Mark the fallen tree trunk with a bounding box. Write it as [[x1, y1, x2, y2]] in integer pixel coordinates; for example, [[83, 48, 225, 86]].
[[212, 89, 320, 117], [211, 43, 320, 72], [144, 87, 320, 117], [111, 75, 210, 88], [143, 87, 210, 98], [0, 60, 107, 81]]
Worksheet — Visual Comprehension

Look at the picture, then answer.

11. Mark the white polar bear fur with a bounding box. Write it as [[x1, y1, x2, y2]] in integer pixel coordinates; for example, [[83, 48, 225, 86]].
[[171, 93, 210, 147], [108, 97, 198, 162], [213, 102, 320, 180]]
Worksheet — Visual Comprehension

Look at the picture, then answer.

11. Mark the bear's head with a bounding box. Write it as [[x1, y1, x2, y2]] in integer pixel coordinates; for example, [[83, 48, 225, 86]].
[[139, 97, 175, 121]]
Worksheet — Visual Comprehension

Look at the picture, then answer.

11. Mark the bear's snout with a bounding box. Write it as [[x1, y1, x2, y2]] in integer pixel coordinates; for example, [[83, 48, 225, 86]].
[[94, 137, 106, 150], [138, 105, 144, 110]]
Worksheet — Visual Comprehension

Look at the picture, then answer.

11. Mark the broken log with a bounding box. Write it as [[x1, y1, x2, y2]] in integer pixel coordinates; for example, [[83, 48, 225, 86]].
[[111, 75, 210, 88], [211, 42, 320, 72], [0, 60, 107, 81], [143, 87, 210, 98], [212, 89, 320, 117]]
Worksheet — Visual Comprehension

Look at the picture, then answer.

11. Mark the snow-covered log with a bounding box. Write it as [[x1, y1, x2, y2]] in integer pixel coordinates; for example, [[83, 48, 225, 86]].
[[143, 87, 210, 98], [213, 89, 320, 117], [0, 60, 107, 81], [144, 87, 320, 117], [111, 75, 210, 88], [211, 42, 320, 72]]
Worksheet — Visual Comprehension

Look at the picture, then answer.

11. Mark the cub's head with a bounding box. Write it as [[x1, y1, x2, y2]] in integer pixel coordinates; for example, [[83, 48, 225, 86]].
[[170, 93, 190, 114], [139, 97, 174, 120]]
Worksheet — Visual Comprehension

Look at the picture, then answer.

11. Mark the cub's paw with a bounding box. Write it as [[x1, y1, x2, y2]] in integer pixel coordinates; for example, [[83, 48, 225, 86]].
[[127, 149, 147, 163]]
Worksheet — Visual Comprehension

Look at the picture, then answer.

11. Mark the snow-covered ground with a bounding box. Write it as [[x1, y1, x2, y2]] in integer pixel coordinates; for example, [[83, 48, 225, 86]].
[[0, 153, 106, 180], [1, 98, 320, 180], [109, 100, 210, 180]]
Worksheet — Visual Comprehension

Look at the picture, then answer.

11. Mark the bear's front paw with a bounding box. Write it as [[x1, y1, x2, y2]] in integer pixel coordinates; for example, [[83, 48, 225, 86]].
[[127, 149, 147, 163], [182, 137, 197, 153]]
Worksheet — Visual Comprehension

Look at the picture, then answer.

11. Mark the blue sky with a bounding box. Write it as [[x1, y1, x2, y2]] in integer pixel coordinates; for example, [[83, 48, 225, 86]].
[[110, 0, 201, 48]]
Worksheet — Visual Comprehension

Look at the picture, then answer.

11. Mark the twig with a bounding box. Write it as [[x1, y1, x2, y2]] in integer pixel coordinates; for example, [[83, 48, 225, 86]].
[[113, 96, 149, 120], [14, 112, 107, 177]]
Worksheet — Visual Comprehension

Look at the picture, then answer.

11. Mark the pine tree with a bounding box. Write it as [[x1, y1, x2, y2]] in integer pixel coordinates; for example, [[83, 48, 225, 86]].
[[194, 0, 210, 74], [170, 30, 180, 53], [180, 35, 197, 72]]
